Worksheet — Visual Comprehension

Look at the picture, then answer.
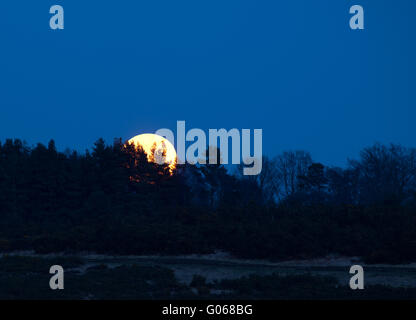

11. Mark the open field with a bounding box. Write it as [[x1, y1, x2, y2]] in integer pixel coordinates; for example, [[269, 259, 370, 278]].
[[1, 252, 415, 299]]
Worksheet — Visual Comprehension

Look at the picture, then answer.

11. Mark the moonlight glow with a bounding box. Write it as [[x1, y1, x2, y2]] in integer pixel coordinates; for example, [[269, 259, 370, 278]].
[[128, 133, 177, 171]]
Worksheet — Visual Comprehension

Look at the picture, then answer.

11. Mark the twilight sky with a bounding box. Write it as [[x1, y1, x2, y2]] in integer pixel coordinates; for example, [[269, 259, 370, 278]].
[[0, 0, 414, 166]]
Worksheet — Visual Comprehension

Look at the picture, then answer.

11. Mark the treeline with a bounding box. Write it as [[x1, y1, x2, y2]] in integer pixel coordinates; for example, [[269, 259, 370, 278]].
[[239, 143, 416, 207], [0, 138, 415, 263]]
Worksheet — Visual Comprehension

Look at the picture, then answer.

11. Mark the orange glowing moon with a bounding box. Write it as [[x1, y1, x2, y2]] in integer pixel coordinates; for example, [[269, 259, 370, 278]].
[[128, 133, 177, 169]]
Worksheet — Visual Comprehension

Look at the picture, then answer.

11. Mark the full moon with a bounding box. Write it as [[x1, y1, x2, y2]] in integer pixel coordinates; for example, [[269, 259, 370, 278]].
[[128, 133, 177, 170]]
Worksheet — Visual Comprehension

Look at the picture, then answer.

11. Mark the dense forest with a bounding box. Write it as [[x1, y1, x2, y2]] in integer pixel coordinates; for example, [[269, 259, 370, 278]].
[[0, 138, 415, 264]]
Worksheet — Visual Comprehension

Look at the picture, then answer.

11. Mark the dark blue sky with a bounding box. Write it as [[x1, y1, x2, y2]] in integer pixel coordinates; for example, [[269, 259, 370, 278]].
[[0, 1, 414, 166]]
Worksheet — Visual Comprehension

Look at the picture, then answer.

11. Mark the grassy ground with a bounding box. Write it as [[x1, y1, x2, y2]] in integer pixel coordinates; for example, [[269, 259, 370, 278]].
[[0, 255, 415, 299]]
